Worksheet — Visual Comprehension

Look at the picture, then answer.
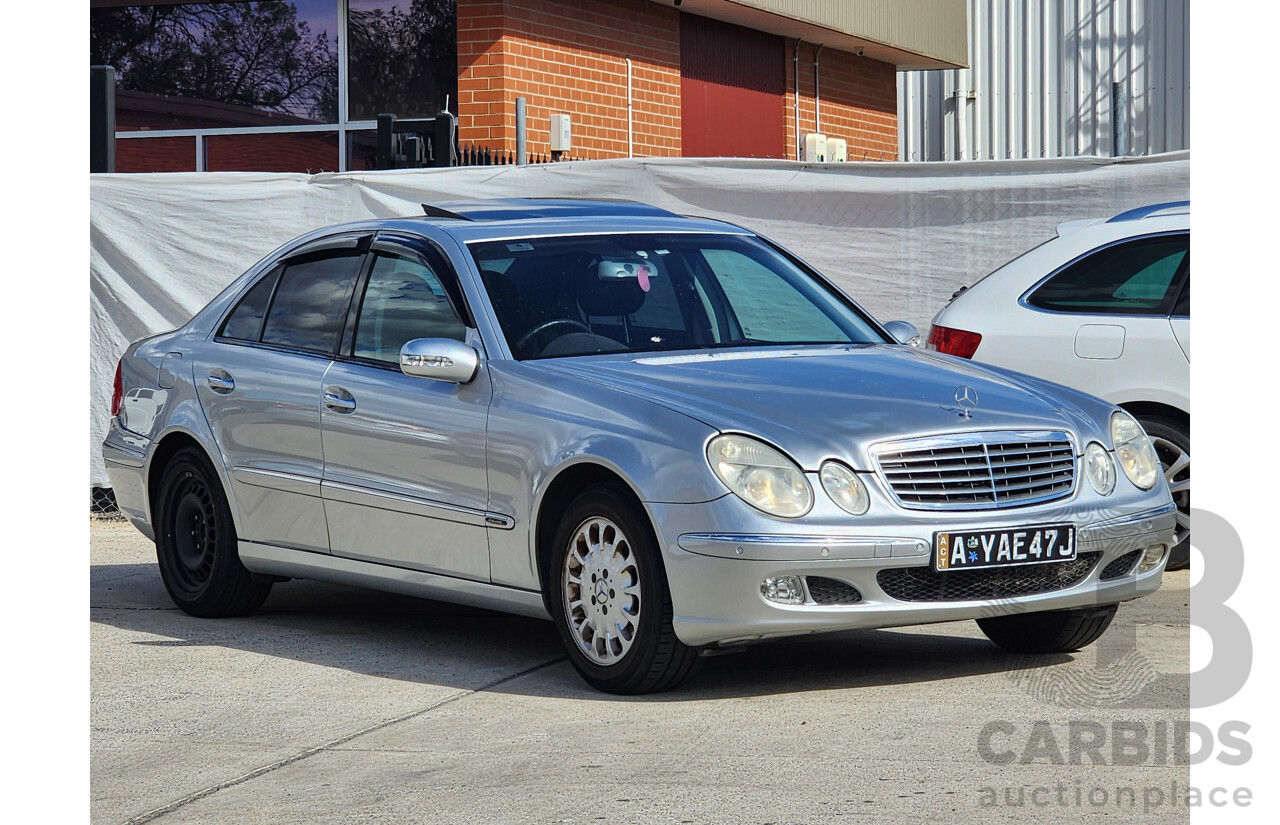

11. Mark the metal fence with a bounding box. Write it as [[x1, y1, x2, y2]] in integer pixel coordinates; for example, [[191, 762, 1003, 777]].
[[899, 0, 1190, 161]]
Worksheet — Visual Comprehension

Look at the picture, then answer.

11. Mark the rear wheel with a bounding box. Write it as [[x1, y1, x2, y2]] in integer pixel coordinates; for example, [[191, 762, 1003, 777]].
[[549, 485, 698, 694], [977, 604, 1118, 654], [1137, 416, 1190, 571], [155, 447, 271, 617]]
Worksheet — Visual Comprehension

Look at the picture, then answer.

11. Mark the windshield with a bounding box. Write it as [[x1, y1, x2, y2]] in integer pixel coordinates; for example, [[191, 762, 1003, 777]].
[[469, 233, 886, 359]]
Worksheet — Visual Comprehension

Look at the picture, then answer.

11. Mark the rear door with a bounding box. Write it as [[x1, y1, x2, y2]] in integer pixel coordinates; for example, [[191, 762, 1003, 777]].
[[195, 238, 365, 552], [319, 235, 494, 581]]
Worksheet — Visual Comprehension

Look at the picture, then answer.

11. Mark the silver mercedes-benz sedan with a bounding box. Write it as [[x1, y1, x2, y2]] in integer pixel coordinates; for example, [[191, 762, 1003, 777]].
[[102, 199, 1177, 694]]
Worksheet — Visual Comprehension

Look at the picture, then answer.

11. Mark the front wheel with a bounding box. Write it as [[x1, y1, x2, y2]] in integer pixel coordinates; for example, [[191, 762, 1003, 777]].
[[155, 447, 272, 617], [976, 604, 1118, 654], [549, 485, 698, 694]]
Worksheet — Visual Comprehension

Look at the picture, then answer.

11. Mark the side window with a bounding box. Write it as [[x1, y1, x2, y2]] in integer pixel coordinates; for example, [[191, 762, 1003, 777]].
[[260, 252, 362, 353], [220, 267, 281, 342], [1027, 235, 1189, 315], [701, 248, 847, 342], [353, 252, 467, 364]]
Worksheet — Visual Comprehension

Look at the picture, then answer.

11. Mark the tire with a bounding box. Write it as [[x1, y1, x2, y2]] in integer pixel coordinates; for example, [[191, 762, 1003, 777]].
[[549, 484, 699, 694], [976, 604, 1118, 654], [1136, 415, 1191, 571], [154, 447, 272, 617]]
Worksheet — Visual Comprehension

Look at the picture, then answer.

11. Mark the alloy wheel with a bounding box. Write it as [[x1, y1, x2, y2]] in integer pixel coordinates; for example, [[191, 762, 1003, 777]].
[[561, 516, 643, 666]]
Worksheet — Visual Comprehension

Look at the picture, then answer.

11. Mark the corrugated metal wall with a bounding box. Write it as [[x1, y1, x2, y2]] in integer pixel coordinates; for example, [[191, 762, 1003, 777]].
[[898, 0, 1190, 161]]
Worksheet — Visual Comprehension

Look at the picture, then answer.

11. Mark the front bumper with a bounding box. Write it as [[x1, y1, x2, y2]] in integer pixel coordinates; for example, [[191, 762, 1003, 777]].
[[652, 496, 1177, 648]]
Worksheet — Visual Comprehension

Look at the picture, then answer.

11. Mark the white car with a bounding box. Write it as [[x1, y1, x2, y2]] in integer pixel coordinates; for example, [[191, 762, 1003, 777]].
[[927, 202, 1189, 569]]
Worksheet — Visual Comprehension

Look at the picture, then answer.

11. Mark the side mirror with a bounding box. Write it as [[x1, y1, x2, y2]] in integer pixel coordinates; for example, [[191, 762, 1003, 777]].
[[399, 338, 480, 383], [883, 321, 921, 347]]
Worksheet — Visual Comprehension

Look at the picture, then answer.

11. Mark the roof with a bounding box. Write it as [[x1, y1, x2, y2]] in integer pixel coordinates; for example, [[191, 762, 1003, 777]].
[[341, 199, 757, 244], [1106, 201, 1191, 224]]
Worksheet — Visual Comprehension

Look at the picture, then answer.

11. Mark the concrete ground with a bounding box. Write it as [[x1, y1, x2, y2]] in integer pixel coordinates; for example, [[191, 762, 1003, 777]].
[[92, 519, 1190, 825]]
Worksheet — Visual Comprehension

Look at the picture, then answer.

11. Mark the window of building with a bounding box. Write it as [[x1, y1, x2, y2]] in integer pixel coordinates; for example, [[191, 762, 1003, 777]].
[[90, 1, 457, 173]]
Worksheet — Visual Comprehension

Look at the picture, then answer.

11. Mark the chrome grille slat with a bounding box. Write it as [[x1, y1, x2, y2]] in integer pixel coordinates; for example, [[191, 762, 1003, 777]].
[[873, 431, 1076, 511], [891, 465, 1071, 487]]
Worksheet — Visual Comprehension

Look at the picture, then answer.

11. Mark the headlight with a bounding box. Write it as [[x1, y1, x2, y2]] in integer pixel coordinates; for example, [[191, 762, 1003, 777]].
[[820, 461, 870, 515], [1083, 442, 1116, 496], [1111, 412, 1159, 490], [707, 434, 813, 518]]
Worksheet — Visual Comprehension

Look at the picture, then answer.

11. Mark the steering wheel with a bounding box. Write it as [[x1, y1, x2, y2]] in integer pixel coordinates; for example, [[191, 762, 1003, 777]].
[[515, 318, 595, 351]]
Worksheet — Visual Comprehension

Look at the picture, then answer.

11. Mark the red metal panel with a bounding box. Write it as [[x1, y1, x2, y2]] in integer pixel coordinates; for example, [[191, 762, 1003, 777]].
[[680, 14, 785, 159]]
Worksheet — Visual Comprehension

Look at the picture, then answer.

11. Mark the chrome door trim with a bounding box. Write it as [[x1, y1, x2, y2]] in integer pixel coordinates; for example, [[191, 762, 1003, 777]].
[[230, 467, 323, 497], [677, 533, 927, 562], [237, 541, 547, 618], [321, 480, 515, 529]]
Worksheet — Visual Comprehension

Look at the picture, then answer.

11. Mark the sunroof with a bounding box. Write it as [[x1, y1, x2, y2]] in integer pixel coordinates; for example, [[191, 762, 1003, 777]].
[[419, 198, 680, 222]]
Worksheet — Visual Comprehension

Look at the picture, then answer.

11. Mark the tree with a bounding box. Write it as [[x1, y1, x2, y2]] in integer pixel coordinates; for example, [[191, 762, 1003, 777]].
[[347, 0, 457, 120], [90, 3, 338, 122]]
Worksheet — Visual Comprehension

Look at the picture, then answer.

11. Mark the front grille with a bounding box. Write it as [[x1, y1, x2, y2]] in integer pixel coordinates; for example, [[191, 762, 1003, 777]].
[[877, 552, 1101, 602], [874, 431, 1075, 510], [1099, 549, 1143, 580], [805, 576, 863, 605]]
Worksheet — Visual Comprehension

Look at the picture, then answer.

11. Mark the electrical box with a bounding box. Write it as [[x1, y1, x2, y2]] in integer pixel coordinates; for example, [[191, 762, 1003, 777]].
[[826, 137, 848, 162], [550, 114, 572, 152], [803, 133, 827, 162]]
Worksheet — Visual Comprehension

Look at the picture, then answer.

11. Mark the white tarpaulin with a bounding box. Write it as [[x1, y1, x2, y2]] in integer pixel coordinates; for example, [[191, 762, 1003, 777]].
[[90, 153, 1189, 486]]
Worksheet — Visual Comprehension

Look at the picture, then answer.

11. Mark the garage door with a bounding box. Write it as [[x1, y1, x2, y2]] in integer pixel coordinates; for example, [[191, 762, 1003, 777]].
[[680, 14, 786, 159]]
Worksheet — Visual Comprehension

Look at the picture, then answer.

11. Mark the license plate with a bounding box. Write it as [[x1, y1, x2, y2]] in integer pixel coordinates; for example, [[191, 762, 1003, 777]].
[[935, 524, 1075, 571]]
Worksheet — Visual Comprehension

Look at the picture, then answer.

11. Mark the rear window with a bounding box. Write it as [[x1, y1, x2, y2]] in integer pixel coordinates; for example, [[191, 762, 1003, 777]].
[[1027, 234, 1189, 315]]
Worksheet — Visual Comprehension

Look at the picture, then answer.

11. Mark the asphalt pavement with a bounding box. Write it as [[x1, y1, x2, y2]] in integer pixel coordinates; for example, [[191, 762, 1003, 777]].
[[91, 519, 1191, 824]]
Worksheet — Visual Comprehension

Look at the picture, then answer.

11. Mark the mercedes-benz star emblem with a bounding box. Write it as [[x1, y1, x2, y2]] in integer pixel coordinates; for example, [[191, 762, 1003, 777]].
[[953, 386, 979, 419]]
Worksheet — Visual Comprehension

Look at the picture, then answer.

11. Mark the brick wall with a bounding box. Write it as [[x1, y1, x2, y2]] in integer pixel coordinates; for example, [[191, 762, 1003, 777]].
[[786, 41, 898, 161], [458, 0, 681, 158], [458, 1, 896, 162]]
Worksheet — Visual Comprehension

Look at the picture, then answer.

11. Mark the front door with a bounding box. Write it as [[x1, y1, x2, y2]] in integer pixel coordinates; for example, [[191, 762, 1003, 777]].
[[320, 236, 493, 581]]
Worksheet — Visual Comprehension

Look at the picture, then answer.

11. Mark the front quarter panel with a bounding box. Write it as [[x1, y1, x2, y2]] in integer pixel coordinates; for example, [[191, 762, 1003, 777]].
[[484, 360, 723, 590]]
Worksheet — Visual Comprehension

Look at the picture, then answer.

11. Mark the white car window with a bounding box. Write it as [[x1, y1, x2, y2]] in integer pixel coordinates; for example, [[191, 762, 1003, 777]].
[[1027, 234, 1189, 316]]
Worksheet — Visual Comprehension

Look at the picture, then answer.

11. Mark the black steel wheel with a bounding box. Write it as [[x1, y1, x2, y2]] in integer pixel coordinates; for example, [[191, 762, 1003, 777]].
[[155, 447, 271, 617]]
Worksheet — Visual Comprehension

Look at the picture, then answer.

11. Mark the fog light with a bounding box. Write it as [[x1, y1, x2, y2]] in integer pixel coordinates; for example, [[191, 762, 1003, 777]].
[[761, 576, 806, 605], [1138, 544, 1167, 573]]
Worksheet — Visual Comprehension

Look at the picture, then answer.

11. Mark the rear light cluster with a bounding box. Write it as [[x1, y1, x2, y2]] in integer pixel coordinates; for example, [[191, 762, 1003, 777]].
[[926, 325, 982, 359], [111, 360, 124, 418]]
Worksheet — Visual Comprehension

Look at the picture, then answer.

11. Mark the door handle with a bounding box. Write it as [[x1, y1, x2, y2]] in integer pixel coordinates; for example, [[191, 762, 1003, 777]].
[[207, 370, 235, 394], [323, 387, 356, 413]]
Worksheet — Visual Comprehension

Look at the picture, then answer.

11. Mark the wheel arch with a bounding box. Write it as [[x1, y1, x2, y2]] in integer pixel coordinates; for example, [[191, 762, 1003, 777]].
[[533, 460, 656, 614], [1117, 401, 1189, 435], [146, 428, 235, 532]]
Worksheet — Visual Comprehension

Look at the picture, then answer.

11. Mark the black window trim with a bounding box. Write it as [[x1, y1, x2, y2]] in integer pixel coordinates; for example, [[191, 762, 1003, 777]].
[[335, 231, 477, 372], [1017, 230, 1191, 319], [1170, 256, 1190, 319], [213, 232, 372, 359]]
